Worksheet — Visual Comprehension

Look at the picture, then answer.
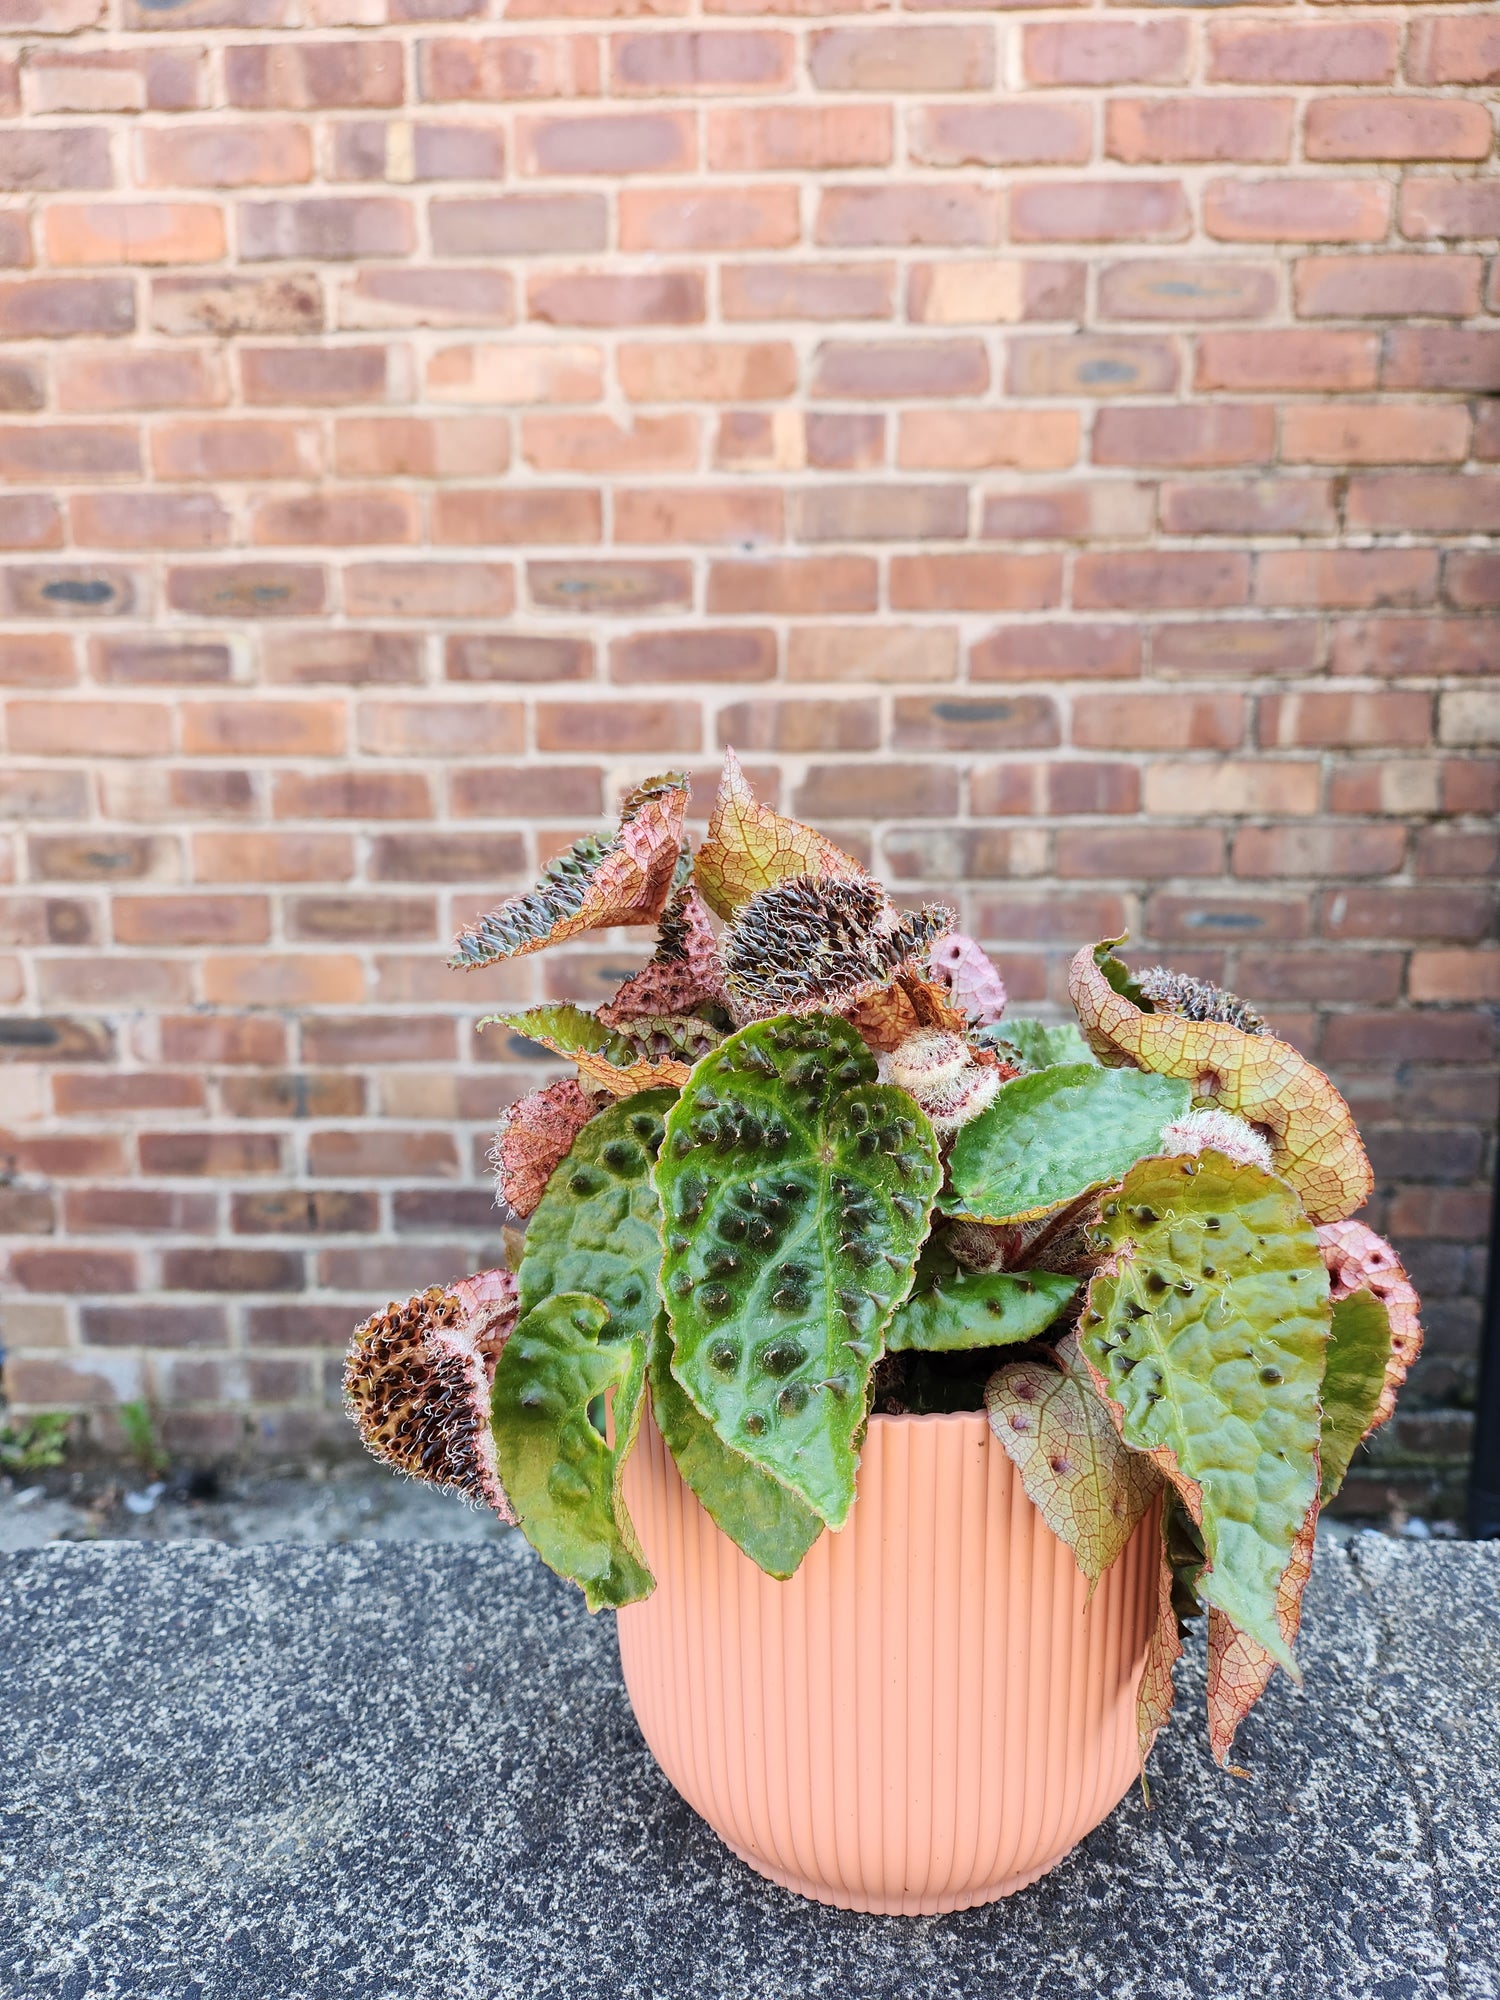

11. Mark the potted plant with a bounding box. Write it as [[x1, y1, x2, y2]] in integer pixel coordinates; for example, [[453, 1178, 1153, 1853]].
[[345, 754, 1422, 1915]]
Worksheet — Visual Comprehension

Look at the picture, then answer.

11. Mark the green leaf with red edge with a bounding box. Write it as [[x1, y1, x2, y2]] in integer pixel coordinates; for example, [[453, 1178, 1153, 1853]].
[[694, 748, 866, 920], [1079, 1149, 1330, 1674], [1317, 1219, 1423, 1432], [1319, 1289, 1393, 1506], [985, 1332, 1159, 1595], [1068, 939, 1373, 1226], [1205, 1497, 1318, 1771]]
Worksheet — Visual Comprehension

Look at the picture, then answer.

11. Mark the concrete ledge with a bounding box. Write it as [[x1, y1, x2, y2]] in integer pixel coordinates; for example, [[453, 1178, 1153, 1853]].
[[2, 1534, 1496, 1999]]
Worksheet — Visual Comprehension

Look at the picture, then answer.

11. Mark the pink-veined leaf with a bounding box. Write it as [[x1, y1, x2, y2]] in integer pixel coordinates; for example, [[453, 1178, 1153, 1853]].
[[1316, 1218, 1423, 1431], [1068, 940, 1373, 1225], [928, 932, 1008, 1027], [694, 748, 865, 919], [492, 1079, 596, 1220]]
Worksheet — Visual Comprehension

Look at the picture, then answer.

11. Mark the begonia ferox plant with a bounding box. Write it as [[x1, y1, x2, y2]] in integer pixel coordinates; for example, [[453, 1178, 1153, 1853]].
[[346, 754, 1422, 1773]]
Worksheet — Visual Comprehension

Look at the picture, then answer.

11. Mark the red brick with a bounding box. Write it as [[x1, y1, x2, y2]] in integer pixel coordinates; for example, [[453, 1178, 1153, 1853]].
[[167, 563, 325, 619], [1092, 404, 1273, 469], [1260, 691, 1433, 751], [416, 35, 598, 103], [262, 631, 421, 686], [614, 29, 792, 90], [708, 556, 876, 617], [795, 762, 958, 821], [338, 270, 515, 331], [45, 202, 225, 268], [334, 414, 511, 479], [139, 1133, 282, 1177], [1447, 554, 1500, 610], [611, 629, 775, 684], [332, 121, 507, 186], [1382, 329, 1500, 394], [1058, 827, 1222, 881], [9, 1247, 133, 1295], [427, 341, 603, 404], [528, 560, 691, 614], [449, 765, 601, 816], [1209, 22, 1397, 84], [0, 130, 113, 192], [1256, 550, 1439, 612], [979, 481, 1153, 541], [707, 105, 891, 172], [1406, 16, 1500, 85], [270, 772, 430, 820], [518, 111, 694, 175], [521, 412, 697, 473], [0, 424, 141, 483], [1400, 178, 1500, 242], [1347, 474, 1500, 535], [621, 186, 798, 253], [1024, 21, 1188, 86], [614, 487, 781, 544], [892, 694, 1059, 752], [0, 358, 44, 410], [787, 625, 956, 683], [0, 495, 65, 550], [430, 194, 607, 257], [445, 634, 592, 683], [24, 47, 202, 116], [151, 272, 322, 338], [527, 269, 704, 326], [57, 349, 227, 414], [793, 483, 967, 542], [8, 699, 170, 757], [1204, 177, 1390, 243], [345, 561, 515, 619], [536, 699, 700, 754], [307, 1130, 458, 1178], [1330, 617, 1498, 678], [898, 409, 1079, 471], [1295, 254, 1481, 319], [225, 41, 404, 110], [723, 262, 895, 322], [1306, 97, 1493, 163], [619, 340, 795, 400], [889, 553, 1061, 613], [1097, 260, 1276, 323], [431, 487, 600, 545], [1196, 329, 1377, 393], [71, 491, 229, 551], [1108, 99, 1293, 165], [1074, 692, 1244, 752], [970, 623, 1140, 681], [140, 123, 313, 189], [1282, 404, 1470, 466], [1008, 335, 1177, 399], [810, 24, 992, 91], [1159, 479, 1337, 537], [153, 419, 320, 482], [909, 103, 1091, 169], [1011, 180, 1190, 244], [813, 338, 988, 400], [817, 184, 1001, 249], [239, 197, 414, 262], [241, 345, 392, 406], [1075, 551, 1251, 612], [717, 698, 878, 754], [0, 632, 73, 682], [89, 635, 232, 684]]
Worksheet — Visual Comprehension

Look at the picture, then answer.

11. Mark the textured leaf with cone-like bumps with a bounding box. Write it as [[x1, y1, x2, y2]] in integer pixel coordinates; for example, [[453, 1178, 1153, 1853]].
[[943, 1063, 1191, 1226], [1319, 1289, 1394, 1505], [599, 882, 725, 1028], [344, 1271, 518, 1519], [656, 1011, 940, 1526], [887, 1265, 1077, 1352], [720, 874, 953, 1024], [519, 1090, 675, 1344], [1069, 941, 1372, 1226], [694, 748, 866, 920], [647, 1314, 823, 1581], [987, 1333, 1160, 1593], [1080, 1150, 1330, 1671], [491, 1291, 653, 1611], [451, 774, 688, 968]]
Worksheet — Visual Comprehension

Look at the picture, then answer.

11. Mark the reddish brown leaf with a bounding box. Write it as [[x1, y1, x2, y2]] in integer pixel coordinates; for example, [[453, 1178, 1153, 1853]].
[[598, 882, 725, 1028], [1137, 1521, 1183, 1778], [1316, 1219, 1423, 1431], [493, 1079, 595, 1220]]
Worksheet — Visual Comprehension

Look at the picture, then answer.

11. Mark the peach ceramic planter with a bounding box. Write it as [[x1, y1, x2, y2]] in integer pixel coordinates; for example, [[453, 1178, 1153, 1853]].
[[617, 1403, 1159, 1915]]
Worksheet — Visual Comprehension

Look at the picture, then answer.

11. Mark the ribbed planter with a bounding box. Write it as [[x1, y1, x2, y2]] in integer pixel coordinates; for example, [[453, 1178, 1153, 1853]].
[[617, 1403, 1158, 1915]]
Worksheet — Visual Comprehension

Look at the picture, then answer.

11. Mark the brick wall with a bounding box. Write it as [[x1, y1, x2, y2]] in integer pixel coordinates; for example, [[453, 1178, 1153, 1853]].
[[0, 0, 1494, 1501]]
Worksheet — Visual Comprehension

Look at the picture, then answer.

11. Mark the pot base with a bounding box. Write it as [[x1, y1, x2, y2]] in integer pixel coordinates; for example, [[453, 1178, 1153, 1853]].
[[618, 1406, 1156, 1915]]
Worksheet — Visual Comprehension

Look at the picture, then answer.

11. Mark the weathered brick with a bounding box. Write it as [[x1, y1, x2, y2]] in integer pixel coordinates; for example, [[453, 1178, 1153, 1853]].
[[611, 629, 774, 685], [1098, 260, 1276, 322], [430, 194, 607, 257], [225, 41, 404, 110], [813, 338, 988, 400], [622, 186, 798, 253], [1092, 405, 1273, 468], [58, 348, 228, 413], [1008, 335, 1177, 399], [615, 28, 792, 91], [151, 272, 321, 338], [898, 409, 1079, 472], [619, 340, 795, 401], [528, 560, 690, 615], [0, 130, 113, 192], [706, 105, 890, 172], [1196, 329, 1377, 393], [811, 25, 993, 91], [1209, 22, 1397, 84], [339, 270, 515, 332], [0, 275, 134, 340], [527, 269, 704, 327], [1306, 96, 1493, 163], [1256, 550, 1439, 611], [517, 110, 694, 175], [889, 553, 1062, 612], [613, 487, 781, 544], [817, 184, 1001, 249], [427, 340, 603, 404], [724, 262, 894, 322], [1075, 551, 1251, 612], [345, 561, 514, 619], [1204, 177, 1390, 243], [1107, 98, 1293, 165], [1281, 403, 1470, 466], [1024, 21, 1188, 87], [416, 34, 597, 102], [239, 197, 414, 262], [140, 124, 312, 189], [792, 483, 967, 542], [1011, 180, 1190, 244], [1295, 254, 1481, 319], [708, 557, 877, 617]]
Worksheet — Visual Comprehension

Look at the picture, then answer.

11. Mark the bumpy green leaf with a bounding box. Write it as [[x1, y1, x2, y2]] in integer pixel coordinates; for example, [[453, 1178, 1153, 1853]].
[[518, 1090, 675, 1342], [943, 1064, 1192, 1226], [1080, 1150, 1330, 1671], [979, 1018, 1097, 1073], [1319, 1289, 1392, 1506], [491, 1291, 653, 1611], [986, 1333, 1159, 1594], [647, 1315, 822, 1580], [887, 1265, 1078, 1352], [656, 1011, 940, 1527]]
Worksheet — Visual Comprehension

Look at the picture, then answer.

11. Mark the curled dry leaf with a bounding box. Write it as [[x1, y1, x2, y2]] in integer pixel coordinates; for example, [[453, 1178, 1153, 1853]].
[[451, 774, 688, 968], [493, 1079, 596, 1220], [344, 1270, 519, 1521], [694, 748, 866, 919], [986, 1333, 1159, 1596], [598, 882, 725, 1028], [1316, 1218, 1423, 1431], [1205, 1497, 1317, 1771], [572, 1047, 692, 1098], [1068, 941, 1373, 1225], [928, 933, 1008, 1027], [845, 974, 968, 1054]]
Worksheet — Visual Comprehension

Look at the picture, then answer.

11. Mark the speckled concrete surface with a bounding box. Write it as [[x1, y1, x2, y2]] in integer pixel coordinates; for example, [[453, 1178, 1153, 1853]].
[[1, 1535, 1495, 2000]]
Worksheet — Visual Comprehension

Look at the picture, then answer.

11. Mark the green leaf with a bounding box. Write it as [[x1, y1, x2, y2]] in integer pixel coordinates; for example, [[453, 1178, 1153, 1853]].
[[490, 1291, 653, 1611], [518, 1090, 675, 1343], [887, 1266, 1078, 1352], [1319, 1289, 1393, 1506], [978, 1018, 1097, 1073], [656, 1011, 940, 1527], [942, 1064, 1192, 1226], [1080, 1150, 1330, 1672], [647, 1315, 823, 1581], [986, 1332, 1159, 1594], [480, 1003, 635, 1066]]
